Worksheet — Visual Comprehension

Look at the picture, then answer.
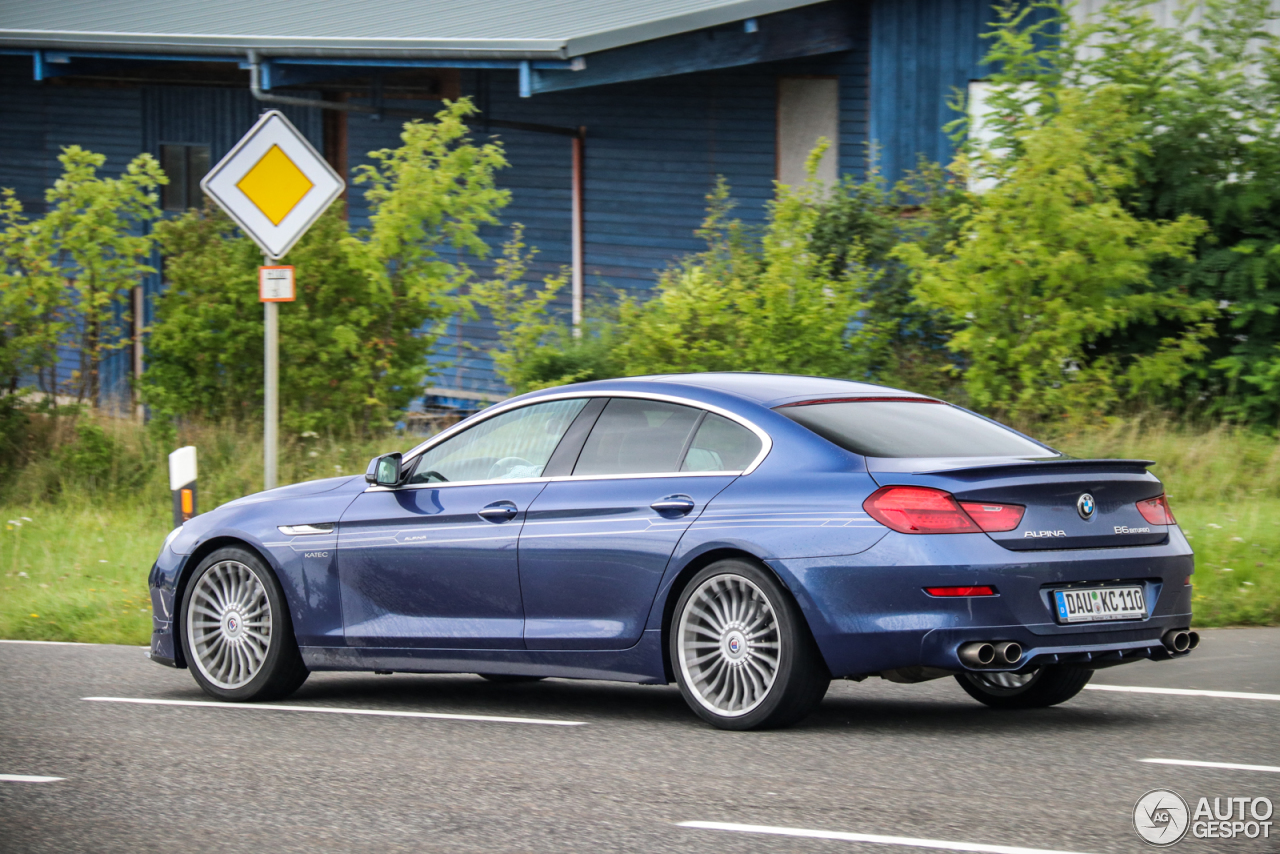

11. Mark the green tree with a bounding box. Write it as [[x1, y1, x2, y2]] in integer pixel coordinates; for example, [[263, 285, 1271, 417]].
[[0, 190, 65, 399], [964, 0, 1280, 423], [33, 147, 165, 404], [899, 85, 1211, 423]]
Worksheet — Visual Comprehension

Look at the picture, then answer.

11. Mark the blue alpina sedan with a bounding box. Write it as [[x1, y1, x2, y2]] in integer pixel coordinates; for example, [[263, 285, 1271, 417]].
[[148, 373, 1196, 729]]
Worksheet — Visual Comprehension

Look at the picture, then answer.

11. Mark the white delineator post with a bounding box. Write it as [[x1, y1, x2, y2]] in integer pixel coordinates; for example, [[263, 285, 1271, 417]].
[[168, 445, 198, 527]]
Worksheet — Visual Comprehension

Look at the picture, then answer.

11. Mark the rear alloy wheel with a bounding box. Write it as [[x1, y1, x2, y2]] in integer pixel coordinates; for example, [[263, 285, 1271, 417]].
[[671, 560, 829, 730], [956, 665, 1092, 709], [180, 547, 309, 702]]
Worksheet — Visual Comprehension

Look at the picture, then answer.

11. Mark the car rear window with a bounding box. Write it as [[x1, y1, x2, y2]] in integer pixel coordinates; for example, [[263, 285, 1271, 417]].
[[777, 400, 1055, 458]]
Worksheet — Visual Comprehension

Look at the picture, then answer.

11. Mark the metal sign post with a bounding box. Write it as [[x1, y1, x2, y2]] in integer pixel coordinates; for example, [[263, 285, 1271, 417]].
[[200, 111, 343, 491], [259, 259, 294, 490]]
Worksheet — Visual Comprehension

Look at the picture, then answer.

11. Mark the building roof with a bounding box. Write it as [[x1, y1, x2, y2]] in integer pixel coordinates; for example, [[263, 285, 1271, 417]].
[[0, 0, 826, 59]]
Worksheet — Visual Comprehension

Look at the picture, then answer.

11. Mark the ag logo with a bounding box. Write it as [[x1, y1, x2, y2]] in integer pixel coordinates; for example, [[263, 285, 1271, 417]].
[[1134, 788, 1190, 846], [1077, 493, 1096, 520]]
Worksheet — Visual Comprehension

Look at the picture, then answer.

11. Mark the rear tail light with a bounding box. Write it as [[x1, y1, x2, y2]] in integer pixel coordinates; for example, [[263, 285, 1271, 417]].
[[863, 486, 981, 534], [924, 585, 997, 597], [1136, 493, 1176, 525], [958, 501, 1025, 532], [863, 486, 1025, 534]]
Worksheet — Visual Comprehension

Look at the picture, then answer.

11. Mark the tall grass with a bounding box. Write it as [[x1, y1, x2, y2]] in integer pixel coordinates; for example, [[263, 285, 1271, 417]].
[[0, 413, 1276, 644], [0, 413, 412, 643]]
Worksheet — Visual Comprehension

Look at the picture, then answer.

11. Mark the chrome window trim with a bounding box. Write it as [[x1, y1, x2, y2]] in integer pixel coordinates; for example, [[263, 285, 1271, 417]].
[[366, 390, 774, 492]]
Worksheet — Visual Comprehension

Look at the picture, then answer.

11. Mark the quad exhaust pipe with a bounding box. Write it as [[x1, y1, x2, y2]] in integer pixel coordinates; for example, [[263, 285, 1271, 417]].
[[959, 640, 1023, 668], [1162, 629, 1199, 653]]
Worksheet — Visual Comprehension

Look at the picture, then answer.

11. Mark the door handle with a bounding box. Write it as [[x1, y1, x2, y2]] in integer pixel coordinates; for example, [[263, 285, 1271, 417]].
[[478, 501, 519, 523], [651, 495, 695, 516]]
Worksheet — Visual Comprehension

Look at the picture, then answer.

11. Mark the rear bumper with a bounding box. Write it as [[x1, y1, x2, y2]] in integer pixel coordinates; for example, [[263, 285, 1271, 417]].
[[769, 527, 1194, 678]]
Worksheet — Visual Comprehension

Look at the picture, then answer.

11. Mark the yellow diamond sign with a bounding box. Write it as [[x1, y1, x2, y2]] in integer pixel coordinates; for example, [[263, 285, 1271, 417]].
[[200, 111, 344, 259], [235, 145, 314, 226]]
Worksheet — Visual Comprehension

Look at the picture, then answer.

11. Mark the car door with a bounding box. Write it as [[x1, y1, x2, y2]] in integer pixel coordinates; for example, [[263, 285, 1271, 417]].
[[518, 397, 764, 650], [338, 398, 587, 649]]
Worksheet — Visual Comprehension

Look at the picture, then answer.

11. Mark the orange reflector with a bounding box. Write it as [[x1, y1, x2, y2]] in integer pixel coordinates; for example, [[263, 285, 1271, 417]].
[[924, 586, 997, 597], [181, 488, 194, 516]]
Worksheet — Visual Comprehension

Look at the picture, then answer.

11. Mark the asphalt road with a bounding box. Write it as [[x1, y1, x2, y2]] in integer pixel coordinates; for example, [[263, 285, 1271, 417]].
[[2, 629, 1278, 854]]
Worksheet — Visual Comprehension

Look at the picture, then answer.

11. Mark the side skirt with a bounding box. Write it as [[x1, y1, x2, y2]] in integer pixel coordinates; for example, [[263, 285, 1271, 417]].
[[300, 629, 668, 684]]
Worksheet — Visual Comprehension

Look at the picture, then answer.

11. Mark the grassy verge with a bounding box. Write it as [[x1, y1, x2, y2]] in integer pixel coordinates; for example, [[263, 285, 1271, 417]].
[[0, 415, 1276, 644]]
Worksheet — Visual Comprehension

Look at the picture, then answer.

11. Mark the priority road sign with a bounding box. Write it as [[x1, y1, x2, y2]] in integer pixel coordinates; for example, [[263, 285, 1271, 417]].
[[200, 110, 344, 493], [200, 110, 344, 260]]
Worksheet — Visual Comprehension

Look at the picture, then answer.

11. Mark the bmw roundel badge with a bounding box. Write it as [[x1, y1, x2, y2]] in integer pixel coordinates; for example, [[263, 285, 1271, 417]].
[[1077, 493, 1096, 520]]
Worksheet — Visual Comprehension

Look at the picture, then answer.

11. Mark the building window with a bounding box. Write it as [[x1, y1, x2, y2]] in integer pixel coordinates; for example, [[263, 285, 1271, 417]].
[[776, 77, 839, 188], [160, 144, 212, 211]]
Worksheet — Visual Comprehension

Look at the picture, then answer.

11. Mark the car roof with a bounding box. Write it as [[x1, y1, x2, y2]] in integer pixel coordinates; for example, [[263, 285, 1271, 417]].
[[550, 371, 931, 409], [615, 372, 928, 408]]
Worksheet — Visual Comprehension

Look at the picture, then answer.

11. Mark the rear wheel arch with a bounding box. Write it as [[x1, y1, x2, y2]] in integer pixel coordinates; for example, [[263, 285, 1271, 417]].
[[172, 537, 283, 669], [659, 547, 811, 683]]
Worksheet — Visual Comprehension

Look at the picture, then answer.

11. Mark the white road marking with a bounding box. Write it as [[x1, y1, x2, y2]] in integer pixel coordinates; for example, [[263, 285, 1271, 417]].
[[1141, 758, 1280, 773], [677, 821, 1098, 854], [0, 775, 64, 783], [1086, 685, 1280, 702], [0, 639, 94, 646], [84, 696, 585, 727]]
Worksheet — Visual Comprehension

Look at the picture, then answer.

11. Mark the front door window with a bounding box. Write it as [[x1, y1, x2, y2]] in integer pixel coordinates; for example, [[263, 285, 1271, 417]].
[[409, 398, 587, 484]]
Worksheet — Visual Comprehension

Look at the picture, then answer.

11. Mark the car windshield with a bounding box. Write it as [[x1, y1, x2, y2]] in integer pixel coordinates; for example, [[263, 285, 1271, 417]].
[[777, 400, 1056, 458]]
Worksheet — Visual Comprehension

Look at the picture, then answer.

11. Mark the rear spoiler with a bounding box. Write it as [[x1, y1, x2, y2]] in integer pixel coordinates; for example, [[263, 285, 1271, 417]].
[[909, 458, 1156, 479]]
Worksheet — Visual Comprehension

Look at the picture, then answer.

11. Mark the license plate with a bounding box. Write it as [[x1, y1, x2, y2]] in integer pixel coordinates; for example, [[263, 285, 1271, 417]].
[[1054, 586, 1146, 623]]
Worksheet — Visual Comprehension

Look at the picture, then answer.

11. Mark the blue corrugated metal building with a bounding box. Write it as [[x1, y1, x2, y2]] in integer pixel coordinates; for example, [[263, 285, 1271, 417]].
[[0, 0, 1020, 412]]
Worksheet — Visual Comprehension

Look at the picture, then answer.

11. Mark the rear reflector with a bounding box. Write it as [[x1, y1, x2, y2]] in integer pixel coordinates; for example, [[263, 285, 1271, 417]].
[[958, 501, 1025, 532], [1136, 493, 1176, 525], [925, 586, 997, 597], [863, 486, 980, 534]]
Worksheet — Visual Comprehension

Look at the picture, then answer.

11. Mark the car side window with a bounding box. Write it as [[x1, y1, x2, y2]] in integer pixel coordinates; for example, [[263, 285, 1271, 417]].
[[408, 398, 587, 484], [573, 398, 702, 476], [681, 413, 762, 472]]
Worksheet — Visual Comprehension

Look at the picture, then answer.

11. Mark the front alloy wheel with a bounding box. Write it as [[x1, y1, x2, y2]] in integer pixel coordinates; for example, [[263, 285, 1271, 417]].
[[671, 559, 829, 730], [180, 547, 308, 702]]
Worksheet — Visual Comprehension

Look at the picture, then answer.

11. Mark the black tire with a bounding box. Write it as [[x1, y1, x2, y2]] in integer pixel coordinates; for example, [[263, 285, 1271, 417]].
[[956, 665, 1093, 709], [669, 559, 830, 730], [179, 546, 309, 702], [478, 674, 547, 683]]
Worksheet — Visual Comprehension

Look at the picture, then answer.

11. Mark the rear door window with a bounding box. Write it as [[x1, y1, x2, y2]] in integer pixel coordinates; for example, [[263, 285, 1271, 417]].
[[778, 400, 1054, 458], [681, 413, 762, 472], [574, 398, 702, 476]]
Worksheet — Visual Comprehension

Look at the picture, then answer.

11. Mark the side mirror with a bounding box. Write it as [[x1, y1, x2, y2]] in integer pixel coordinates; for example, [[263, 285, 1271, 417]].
[[365, 452, 403, 487]]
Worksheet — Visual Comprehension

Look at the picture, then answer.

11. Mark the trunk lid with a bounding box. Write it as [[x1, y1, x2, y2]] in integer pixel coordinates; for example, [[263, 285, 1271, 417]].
[[867, 457, 1169, 550]]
